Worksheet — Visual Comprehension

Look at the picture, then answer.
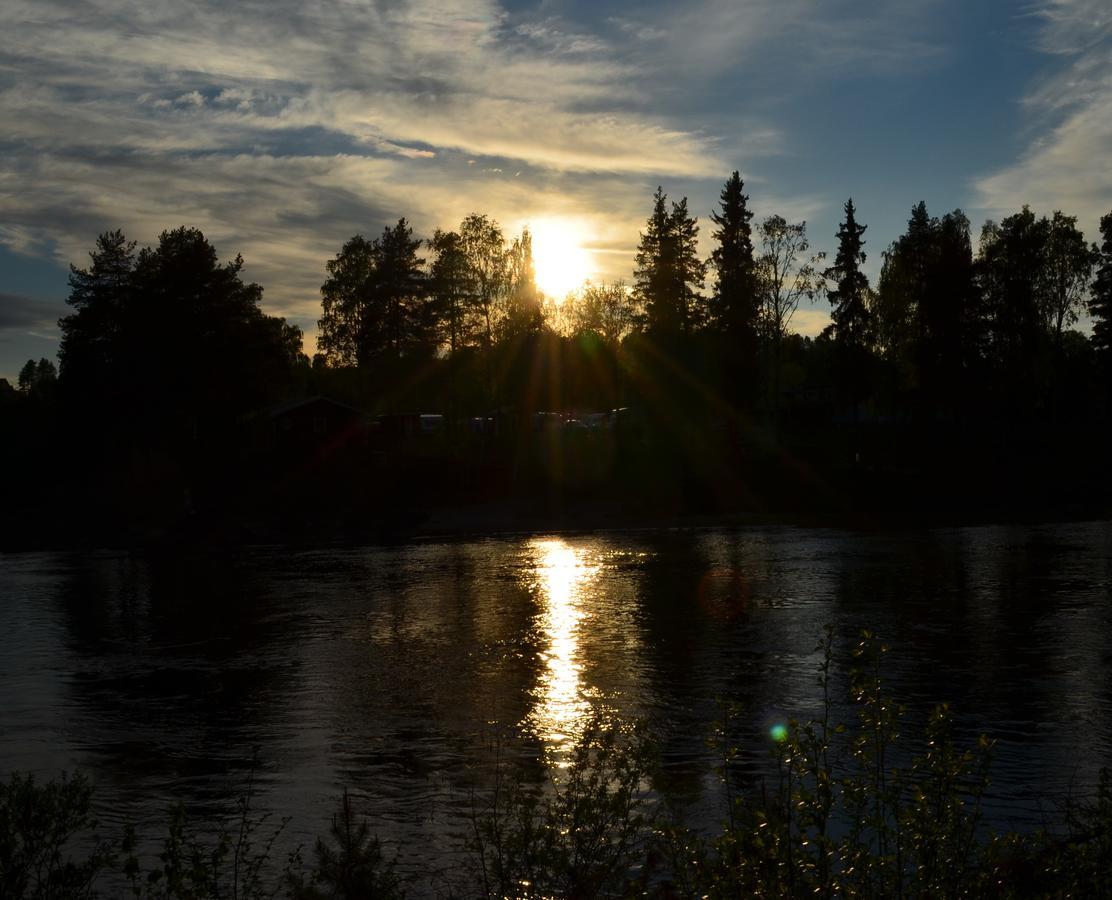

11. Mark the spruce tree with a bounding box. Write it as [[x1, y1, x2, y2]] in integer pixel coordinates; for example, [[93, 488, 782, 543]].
[[1091, 211, 1112, 359], [633, 187, 705, 337], [709, 171, 757, 338], [825, 198, 872, 349]]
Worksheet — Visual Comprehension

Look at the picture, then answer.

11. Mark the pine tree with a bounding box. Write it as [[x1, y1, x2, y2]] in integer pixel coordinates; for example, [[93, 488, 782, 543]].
[[58, 229, 137, 388], [825, 198, 872, 349], [709, 171, 757, 339], [317, 219, 426, 366]]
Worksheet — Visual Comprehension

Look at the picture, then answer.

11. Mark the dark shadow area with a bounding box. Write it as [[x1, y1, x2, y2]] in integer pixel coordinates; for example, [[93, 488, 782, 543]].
[[3, 198, 1112, 549]]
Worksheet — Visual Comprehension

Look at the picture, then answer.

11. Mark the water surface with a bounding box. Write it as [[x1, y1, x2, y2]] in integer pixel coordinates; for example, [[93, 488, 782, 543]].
[[2, 522, 1111, 880]]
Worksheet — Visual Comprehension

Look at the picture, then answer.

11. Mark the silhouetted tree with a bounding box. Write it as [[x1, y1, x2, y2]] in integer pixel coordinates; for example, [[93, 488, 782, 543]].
[[17, 359, 57, 395], [825, 199, 872, 349], [317, 235, 374, 367], [60, 226, 303, 438], [317, 219, 427, 366], [757, 217, 823, 349], [633, 188, 706, 338], [1091, 211, 1112, 364], [427, 229, 474, 354], [503, 227, 543, 339], [566, 281, 634, 347], [709, 172, 758, 340], [876, 205, 978, 411], [875, 202, 932, 367], [459, 213, 510, 353], [376, 218, 430, 357], [58, 229, 137, 400], [709, 172, 760, 407], [928, 210, 979, 407], [976, 207, 1049, 387], [1042, 211, 1095, 352]]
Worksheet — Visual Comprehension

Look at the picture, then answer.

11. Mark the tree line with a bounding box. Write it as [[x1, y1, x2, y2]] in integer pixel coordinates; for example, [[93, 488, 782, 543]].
[[4, 177, 1112, 542], [304, 174, 1112, 424], [3, 174, 1110, 421]]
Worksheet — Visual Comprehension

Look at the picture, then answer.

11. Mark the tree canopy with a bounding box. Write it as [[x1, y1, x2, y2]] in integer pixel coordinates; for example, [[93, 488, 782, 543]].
[[59, 226, 303, 436]]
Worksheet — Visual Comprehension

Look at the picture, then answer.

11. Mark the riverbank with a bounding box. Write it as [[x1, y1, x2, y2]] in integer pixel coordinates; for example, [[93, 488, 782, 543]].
[[3, 493, 1111, 553]]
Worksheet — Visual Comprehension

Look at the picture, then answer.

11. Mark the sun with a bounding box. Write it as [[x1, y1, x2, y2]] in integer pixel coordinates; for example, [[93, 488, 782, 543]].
[[529, 219, 592, 300]]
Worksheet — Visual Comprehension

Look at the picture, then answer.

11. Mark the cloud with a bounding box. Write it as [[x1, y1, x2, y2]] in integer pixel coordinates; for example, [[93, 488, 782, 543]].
[[0, 293, 63, 333], [974, 0, 1112, 236], [0, 0, 946, 356]]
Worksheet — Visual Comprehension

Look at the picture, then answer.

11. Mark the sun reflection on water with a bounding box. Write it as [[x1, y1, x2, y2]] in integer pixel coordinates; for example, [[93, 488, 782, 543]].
[[528, 538, 599, 748]]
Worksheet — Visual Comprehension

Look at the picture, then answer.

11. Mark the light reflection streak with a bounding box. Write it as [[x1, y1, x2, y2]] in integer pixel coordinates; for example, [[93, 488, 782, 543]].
[[528, 538, 599, 748]]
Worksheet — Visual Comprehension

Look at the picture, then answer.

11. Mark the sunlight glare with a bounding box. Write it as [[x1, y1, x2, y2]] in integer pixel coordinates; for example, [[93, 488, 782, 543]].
[[529, 538, 598, 748], [530, 219, 592, 300]]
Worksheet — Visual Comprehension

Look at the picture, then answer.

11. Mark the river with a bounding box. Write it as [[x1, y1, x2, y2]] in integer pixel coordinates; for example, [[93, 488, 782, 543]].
[[1, 521, 1111, 884]]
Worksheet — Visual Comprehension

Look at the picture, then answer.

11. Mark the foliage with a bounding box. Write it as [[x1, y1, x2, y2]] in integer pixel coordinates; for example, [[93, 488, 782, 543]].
[[561, 281, 635, 347], [977, 207, 1050, 375], [285, 790, 402, 900], [1041, 211, 1095, 345], [120, 759, 295, 900], [0, 771, 114, 900], [755, 216, 823, 346], [59, 227, 303, 434], [17, 359, 57, 396], [503, 227, 543, 340], [459, 213, 511, 353], [665, 630, 1057, 899], [469, 717, 655, 899], [876, 204, 980, 406], [317, 220, 429, 367], [6, 637, 1112, 898], [427, 228, 475, 355]]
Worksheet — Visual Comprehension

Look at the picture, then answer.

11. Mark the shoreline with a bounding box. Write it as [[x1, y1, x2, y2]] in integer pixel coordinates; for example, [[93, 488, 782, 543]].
[[3, 498, 1110, 554]]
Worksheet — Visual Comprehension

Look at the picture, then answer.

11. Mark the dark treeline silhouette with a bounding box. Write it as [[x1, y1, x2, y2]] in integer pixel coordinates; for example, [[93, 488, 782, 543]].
[[4, 181, 1112, 546]]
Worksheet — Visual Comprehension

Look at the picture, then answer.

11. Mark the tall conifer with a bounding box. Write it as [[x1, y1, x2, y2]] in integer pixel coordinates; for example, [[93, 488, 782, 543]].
[[709, 171, 757, 339], [825, 198, 872, 348]]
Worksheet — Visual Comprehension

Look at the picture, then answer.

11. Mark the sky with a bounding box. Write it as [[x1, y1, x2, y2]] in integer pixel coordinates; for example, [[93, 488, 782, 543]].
[[1, 0, 1110, 381]]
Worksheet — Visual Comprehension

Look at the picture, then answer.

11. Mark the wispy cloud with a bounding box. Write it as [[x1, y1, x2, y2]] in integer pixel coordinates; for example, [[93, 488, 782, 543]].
[[0, 0, 951, 351], [974, 0, 1112, 235]]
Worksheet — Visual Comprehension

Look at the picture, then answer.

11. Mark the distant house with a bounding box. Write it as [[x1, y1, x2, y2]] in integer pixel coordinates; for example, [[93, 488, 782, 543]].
[[372, 412, 445, 448], [247, 395, 367, 457]]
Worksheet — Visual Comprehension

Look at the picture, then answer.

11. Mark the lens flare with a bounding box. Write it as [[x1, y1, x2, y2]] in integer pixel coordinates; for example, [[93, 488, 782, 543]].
[[770, 723, 789, 742]]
